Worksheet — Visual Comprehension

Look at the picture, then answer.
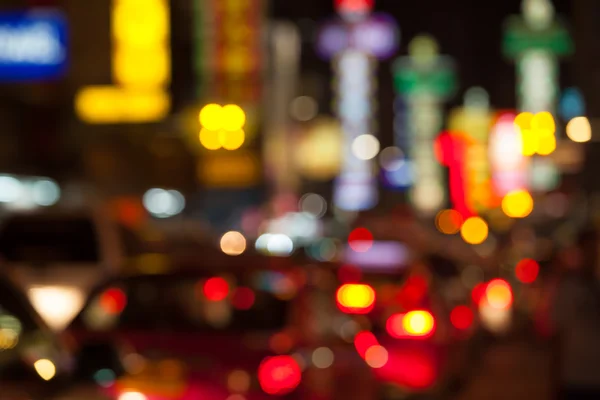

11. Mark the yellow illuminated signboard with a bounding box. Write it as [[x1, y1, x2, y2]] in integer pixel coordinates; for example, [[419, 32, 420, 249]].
[[75, 0, 171, 124]]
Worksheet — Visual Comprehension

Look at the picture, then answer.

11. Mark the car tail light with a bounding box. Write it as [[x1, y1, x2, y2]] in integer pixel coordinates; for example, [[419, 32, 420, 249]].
[[258, 355, 302, 395], [450, 305, 474, 330], [336, 284, 375, 314], [354, 331, 378, 358], [386, 311, 435, 339]]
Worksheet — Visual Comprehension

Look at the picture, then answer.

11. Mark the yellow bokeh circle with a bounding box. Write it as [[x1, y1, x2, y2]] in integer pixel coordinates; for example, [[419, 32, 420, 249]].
[[460, 217, 489, 245], [219, 129, 246, 151], [199, 128, 221, 150], [221, 105, 246, 131], [199, 104, 223, 131], [501, 189, 534, 218]]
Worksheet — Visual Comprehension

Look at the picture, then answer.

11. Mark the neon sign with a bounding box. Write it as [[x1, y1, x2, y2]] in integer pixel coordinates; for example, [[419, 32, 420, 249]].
[[392, 35, 457, 214], [317, 2, 399, 212], [75, 0, 171, 124], [0, 11, 67, 81], [448, 88, 494, 213], [489, 112, 529, 197]]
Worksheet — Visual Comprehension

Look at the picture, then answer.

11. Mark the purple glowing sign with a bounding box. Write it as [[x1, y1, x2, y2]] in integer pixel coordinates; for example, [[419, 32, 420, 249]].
[[316, 13, 399, 60], [344, 241, 410, 271]]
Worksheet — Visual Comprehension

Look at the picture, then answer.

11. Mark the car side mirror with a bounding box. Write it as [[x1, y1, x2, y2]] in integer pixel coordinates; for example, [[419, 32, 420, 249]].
[[74, 341, 125, 382]]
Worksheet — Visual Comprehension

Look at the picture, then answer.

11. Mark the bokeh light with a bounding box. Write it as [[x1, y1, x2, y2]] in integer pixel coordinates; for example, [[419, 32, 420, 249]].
[[299, 193, 327, 218], [142, 188, 185, 218], [485, 279, 513, 310], [0, 176, 23, 203], [221, 105, 246, 131], [232, 287, 255, 310], [31, 179, 61, 206], [515, 258, 540, 284], [354, 331, 378, 358], [364, 345, 388, 369], [312, 347, 335, 369], [379, 146, 405, 171], [501, 189, 534, 218], [566, 116, 592, 143], [336, 283, 376, 314], [199, 128, 221, 150], [220, 231, 247, 256], [199, 104, 223, 131], [219, 129, 246, 150], [203, 277, 230, 301], [450, 306, 474, 330], [348, 227, 374, 252], [435, 209, 464, 235], [34, 359, 56, 381], [460, 217, 489, 245], [100, 288, 127, 315], [402, 310, 435, 338], [290, 96, 318, 122], [352, 134, 380, 160], [258, 356, 302, 395]]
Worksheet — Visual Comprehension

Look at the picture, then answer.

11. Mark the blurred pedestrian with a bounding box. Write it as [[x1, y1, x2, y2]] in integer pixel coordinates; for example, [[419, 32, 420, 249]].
[[551, 228, 600, 400]]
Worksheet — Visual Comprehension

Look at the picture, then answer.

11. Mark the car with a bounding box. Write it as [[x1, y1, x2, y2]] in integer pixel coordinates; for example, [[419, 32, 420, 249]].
[[332, 240, 478, 400], [0, 271, 116, 399], [66, 264, 349, 400], [0, 208, 137, 330]]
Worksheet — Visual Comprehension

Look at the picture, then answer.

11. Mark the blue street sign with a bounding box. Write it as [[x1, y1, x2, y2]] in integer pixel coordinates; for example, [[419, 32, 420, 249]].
[[0, 10, 68, 81]]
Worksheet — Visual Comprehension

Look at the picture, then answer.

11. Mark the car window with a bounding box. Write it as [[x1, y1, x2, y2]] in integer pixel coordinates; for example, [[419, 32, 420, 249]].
[[75, 272, 294, 334], [0, 215, 100, 263]]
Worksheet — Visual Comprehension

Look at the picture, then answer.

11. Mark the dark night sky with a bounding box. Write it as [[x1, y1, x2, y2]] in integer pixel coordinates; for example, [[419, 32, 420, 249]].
[[272, 0, 574, 109]]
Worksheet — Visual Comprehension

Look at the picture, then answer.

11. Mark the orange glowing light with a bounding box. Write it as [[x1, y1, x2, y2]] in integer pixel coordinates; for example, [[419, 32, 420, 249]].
[[460, 217, 489, 245], [336, 284, 376, 314], [100, 288, 127, 315], [435, 209, 464, 235], [365, 345, 389, 369], [515, 259, 539, 284], [485, 279, 513, 310]]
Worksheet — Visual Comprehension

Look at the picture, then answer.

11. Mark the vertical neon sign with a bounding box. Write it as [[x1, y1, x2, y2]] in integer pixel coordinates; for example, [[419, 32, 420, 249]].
[[392, 35, 456, 215], [489, 112, 529, 197], [317, 1, 399, 212], [447, 88, 494, 213]]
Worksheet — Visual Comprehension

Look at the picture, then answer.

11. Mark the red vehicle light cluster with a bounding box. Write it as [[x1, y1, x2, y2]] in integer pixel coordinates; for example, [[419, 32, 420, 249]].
[[258, 355, 302, 395], [386, 311, 435, 339], [336, 283, 376, 314]]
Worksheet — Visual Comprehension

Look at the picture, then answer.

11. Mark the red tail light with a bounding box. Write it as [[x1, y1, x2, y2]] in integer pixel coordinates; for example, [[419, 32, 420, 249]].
[[354, 331, 378, 358], [386, 311, 435, 339], [258, 355, 302, 395], [100, 288, 127, 315], [450, 306, 474, 330]]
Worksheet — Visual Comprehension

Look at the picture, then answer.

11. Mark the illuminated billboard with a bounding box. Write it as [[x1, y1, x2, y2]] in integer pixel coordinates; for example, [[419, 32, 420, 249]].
[[0, 11, 67, 81]]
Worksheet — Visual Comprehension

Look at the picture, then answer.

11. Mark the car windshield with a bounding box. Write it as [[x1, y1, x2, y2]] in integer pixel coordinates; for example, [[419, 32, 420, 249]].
[[75, 272, 293, 333], [0, 215, 100, 263]]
